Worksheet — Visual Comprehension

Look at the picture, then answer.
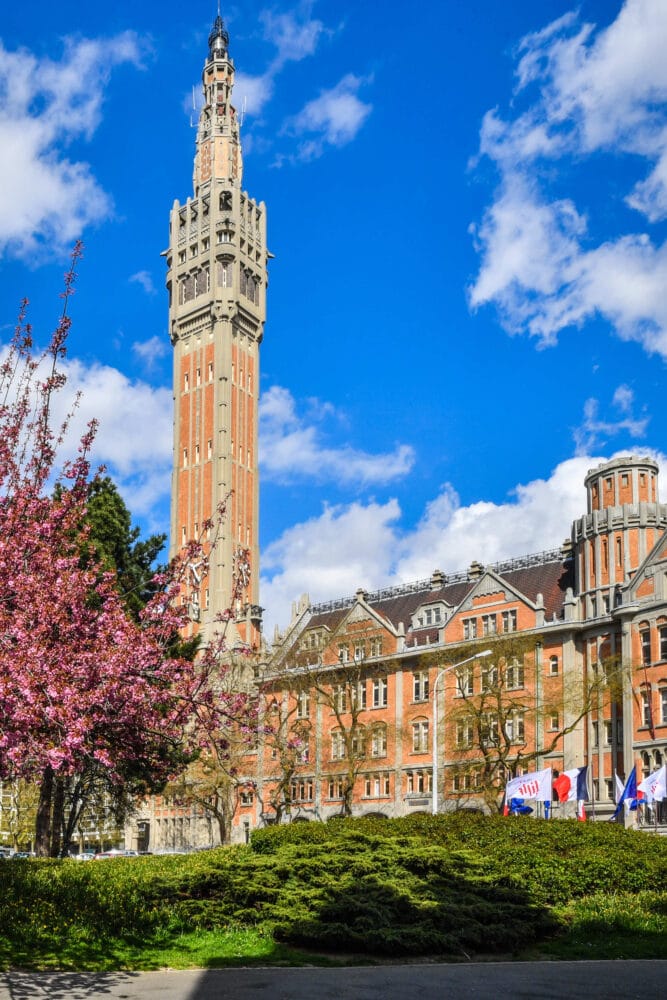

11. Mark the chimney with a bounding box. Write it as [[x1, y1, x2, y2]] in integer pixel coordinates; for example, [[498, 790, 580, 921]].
[[430, 569, 445, 590], [468, 560, 484, 580]]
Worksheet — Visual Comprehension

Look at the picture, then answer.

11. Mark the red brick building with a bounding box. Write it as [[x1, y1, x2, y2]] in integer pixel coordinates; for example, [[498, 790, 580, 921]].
[[233, 455, 667, 837]]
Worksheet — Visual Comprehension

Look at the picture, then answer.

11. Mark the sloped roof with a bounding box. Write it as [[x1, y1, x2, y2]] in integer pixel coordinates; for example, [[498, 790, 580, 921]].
[[296, 551, 574, 644]]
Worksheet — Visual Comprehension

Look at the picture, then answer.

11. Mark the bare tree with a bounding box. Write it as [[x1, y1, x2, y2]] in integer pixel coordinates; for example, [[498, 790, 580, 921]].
[[441, 636, 620, 811], [268, 619, 394, 818]]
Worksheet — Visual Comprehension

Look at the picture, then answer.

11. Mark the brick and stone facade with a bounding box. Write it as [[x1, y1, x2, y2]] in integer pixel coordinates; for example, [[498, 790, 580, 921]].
[[232, 455, 667, 838]]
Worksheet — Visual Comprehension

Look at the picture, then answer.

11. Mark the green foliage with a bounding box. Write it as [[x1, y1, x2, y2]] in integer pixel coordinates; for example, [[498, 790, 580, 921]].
[[84, 477, 166, 618], [1, 814, 666, 971]]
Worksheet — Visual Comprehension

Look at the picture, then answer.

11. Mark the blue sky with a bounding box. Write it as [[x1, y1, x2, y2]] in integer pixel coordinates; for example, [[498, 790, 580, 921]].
[[1, 0, 667, 634]]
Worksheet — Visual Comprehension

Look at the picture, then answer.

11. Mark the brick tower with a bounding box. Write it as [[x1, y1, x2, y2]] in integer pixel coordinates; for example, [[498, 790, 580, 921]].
[[166, 13, 268, 649]]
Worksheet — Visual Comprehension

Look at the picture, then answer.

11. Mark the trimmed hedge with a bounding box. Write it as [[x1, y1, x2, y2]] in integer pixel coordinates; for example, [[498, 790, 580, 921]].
[[1, 813, 666, 965]]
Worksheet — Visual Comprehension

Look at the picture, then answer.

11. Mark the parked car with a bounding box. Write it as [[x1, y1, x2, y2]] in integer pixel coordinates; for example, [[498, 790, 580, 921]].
[[93, 849, 138, 859]]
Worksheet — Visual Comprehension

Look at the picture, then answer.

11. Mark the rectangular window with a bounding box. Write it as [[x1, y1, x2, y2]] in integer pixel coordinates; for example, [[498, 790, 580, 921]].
[[501, 609, 517, 633], [660, 625, 667, 662], [369, 637, 382, 657], [371, 726, 387, 757], [592, 720, 599, 747], [184, 372, 189, 391], [331, 731, 345, 760], [328, 778, 343, 799], [641, 691, 651, 728], [548, 712, 560, 731], [481, 714, 498, 747], [549, 655, 559, 675], [338, 645, 349, 664], [482, 613, 497, 636], [604, 720, 613, 745], [481, 664, 498, 691], [640, 629, 651, 666], [463, 617, 478, 640], [354, 643, 365, 662], [296, 691, 309, 719], [350, 728, 365, 757], [351, 682, 367, 710], [456, 720, 474, 748], [372, 677, 388, 708], [182, 448, 188, 468], [506, 660, 524, 689], [660, 688, 667, 725], [505, 710, 526, 743], [407, 770, 431, 794], [413, 671, 429, 702], [411, 720, 429, 753], [208, 362, 214, 381], [207, 439, 213, 460], [456, 666, 474, 696], [332, 684, 346, 713]]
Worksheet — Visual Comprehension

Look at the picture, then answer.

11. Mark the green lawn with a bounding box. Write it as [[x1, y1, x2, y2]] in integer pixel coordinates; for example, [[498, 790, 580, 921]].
[[1, 814, 666, 971]]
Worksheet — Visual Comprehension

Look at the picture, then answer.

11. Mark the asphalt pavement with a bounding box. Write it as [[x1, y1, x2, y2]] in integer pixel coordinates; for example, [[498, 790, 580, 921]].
[[1, 961, 666, 999]]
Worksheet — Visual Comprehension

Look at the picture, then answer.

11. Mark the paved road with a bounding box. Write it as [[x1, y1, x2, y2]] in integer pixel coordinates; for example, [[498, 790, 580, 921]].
[[1, 961, 665, 999]]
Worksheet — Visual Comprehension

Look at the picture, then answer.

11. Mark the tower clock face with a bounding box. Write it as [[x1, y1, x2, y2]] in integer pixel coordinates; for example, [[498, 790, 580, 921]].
[[201, 141, 212, 181]]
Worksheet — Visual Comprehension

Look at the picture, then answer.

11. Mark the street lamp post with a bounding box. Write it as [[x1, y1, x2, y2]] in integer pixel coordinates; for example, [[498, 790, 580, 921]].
[[432, 649, 493, 816]]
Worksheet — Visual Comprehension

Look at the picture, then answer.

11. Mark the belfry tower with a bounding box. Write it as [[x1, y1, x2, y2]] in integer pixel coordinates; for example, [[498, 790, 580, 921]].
[[166, 13, 268, 649]]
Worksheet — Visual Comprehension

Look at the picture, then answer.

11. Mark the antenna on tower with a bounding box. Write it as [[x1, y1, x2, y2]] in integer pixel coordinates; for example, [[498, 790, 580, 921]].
[[190, 85, 197, 129]]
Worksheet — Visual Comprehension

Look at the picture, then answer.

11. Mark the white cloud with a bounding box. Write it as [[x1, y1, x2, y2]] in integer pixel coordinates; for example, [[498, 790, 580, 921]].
[[49, 358, 173, 518], [259, 385, 414, 485], [261, 499, 403, 637], [573, 385, 649, 455], [282, 74, 372, 160], [129, 270, 157, 296], [260, 4, 326, 66], [0, 33, 146, 260], [470, 0, 667, 358], [231, 3, 327, 118], [225, 4, 370, 163], [260, 451, 667, 636], [233, 70, 275, 117], [131, 335, 169, 371]]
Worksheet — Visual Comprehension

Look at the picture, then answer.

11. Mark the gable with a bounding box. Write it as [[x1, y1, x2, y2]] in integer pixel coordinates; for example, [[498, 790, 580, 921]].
[[457, 570, 536, 614], [627, 528, 667, 604]]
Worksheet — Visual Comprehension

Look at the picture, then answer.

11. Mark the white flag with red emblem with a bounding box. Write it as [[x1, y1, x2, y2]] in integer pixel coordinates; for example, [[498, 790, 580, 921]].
[[638, 765, 667, 803], [504, 767, 552, 804]]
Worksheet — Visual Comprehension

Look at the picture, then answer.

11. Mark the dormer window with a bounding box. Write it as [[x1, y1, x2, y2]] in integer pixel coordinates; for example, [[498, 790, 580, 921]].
[[412, 603, 446, 630]]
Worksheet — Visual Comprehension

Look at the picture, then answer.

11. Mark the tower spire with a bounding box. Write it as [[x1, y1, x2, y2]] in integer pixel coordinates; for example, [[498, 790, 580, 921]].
[[208, 7, 229, 60]]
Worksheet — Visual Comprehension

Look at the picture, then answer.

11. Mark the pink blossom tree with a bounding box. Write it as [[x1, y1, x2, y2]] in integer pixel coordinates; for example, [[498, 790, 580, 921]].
[[0, 248, 255, 855]]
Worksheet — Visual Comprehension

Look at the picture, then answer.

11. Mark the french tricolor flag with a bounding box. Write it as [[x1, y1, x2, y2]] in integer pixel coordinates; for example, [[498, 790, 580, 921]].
[[553, 766, 589, 821]]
